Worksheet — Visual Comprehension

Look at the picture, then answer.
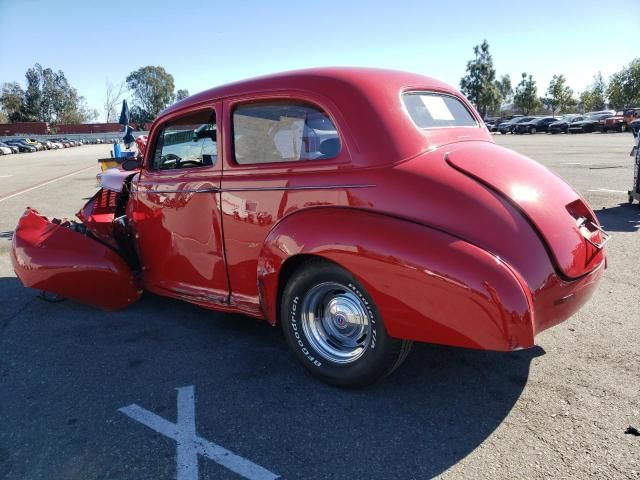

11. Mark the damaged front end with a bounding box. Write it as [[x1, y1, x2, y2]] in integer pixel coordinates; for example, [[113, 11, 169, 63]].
[[11, 171, 141, 310]]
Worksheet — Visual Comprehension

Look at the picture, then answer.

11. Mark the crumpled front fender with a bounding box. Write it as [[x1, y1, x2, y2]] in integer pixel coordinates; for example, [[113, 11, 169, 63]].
[[11, 208, 140, 310]]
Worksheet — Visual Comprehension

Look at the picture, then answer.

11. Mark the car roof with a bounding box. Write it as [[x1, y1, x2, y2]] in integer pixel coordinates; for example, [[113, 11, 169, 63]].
[[154, 67, 489, 167], [161, 67, 456, 115]]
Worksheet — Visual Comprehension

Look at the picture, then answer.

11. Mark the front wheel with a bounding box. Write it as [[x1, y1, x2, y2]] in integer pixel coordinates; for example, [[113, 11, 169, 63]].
[[280, 260, 412, 387], [530, 127, 537, 134]]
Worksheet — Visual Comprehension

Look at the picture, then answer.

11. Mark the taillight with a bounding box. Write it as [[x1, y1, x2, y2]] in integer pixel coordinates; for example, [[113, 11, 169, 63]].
[[566, 200, 611, 250]]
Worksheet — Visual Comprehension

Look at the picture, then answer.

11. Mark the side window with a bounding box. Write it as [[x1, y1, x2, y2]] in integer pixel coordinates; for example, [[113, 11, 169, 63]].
[[233, 101, 340, 165], [152, 110, 217, 170]]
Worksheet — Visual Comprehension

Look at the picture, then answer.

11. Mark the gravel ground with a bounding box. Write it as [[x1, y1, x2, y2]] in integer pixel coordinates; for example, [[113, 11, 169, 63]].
[[0, 135, 638, 480]]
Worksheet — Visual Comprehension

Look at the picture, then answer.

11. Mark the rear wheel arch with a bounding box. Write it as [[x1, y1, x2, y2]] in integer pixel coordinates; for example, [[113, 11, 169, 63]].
[[257, 207, 535, 350]]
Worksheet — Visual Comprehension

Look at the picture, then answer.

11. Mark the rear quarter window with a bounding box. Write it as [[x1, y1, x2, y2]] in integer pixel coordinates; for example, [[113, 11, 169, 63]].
[[403, 92, 478, 129]]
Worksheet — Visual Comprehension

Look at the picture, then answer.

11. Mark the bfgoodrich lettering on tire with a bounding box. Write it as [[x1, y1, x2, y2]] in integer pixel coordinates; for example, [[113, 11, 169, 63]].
[[280, 259, 412, 387]]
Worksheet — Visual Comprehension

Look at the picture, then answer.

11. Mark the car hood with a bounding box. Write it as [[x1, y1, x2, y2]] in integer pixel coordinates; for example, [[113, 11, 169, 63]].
[[445, 142, 606, 279]]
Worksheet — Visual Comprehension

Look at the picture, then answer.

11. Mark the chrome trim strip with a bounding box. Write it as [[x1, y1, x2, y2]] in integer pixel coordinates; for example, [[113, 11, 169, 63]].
[[222, 184, 376, 192], [135, 188, 219, 194], [134, 184, 375, 194]]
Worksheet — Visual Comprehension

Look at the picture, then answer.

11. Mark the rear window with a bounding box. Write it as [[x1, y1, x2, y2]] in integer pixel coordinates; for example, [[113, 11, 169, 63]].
[[403, 92, 477, 129]]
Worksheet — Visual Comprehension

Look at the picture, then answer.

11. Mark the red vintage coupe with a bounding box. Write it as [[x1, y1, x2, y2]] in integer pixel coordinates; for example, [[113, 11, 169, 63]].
[[11, 68, 609, 386]]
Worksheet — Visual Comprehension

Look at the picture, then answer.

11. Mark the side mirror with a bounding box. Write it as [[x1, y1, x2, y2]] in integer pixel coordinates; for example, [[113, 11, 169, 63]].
[[122, 158, 142, 171]]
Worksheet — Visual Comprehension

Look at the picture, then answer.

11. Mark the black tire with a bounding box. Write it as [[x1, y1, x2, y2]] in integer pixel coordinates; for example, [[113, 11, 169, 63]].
[[280, 259, 412, 387], [530, 127, 536, 134], [620, 123, 627, 133]]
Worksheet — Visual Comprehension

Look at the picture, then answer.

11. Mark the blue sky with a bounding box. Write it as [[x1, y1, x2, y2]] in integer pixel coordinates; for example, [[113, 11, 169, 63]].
[[1, 0, 638, 120]]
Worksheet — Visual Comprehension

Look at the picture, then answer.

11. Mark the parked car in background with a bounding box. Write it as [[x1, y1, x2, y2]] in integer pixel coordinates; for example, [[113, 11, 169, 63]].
[[603, 108, 640, 132], [0, 142, 19, 153], [10, 68, 608, 387], [483, 117, 499, 130], [513, 116, 558, 134], [19, 138, 45, 150], [51, 138, 70, 147], [497, 116, 537, 134], [0, 144, 12, 155], [487, 116, 521, 132], [549, 116, 585, 134], [584, 110, 615, 117], [5, 140, 36, 152], [568, 114, 613, 133]]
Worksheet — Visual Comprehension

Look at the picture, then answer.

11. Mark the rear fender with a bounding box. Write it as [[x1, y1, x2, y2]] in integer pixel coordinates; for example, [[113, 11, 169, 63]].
[[258, 208, 534, 351], [11, 208, 140, 310]]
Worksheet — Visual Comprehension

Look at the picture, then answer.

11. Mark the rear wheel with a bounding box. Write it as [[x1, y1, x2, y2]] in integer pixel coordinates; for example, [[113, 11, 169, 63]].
[[530, 127, 537, 134], [280, 260, 412, 387], [620, 123, 627, 132]]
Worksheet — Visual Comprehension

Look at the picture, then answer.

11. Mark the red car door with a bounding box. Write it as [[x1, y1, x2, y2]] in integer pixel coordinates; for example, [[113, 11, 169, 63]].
[[132, 104, 229, 305], [220, 95, 350, 317]]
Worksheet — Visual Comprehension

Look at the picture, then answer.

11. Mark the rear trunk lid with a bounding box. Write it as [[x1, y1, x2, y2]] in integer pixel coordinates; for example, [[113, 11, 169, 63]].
[[445, 141, 607, 279]]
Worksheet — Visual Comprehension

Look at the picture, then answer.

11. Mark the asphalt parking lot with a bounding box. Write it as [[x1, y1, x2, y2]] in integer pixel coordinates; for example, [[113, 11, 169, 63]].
[[0, 135, 639, 480]]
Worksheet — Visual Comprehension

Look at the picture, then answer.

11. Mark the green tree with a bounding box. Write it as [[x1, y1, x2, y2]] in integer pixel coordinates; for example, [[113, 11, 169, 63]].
[[23, 65, 42, 121], [495, 74, 513, 105], [513, 72, 542, 115], [0, 110, 8, 123], [460, 40, 502, 117], [2, 64, 97, 124], [544, 74, 576, 115], [0, 82, 26, 122], [175, 89, 189, 101], [126, 66, 175, 122], [606, 59, 640, 109], [579, 72, 607, 112]]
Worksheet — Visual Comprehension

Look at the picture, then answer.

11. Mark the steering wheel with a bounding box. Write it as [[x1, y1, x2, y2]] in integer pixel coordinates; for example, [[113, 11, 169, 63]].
[[160, 153, 181, 169], [177, 160, 202, 168]]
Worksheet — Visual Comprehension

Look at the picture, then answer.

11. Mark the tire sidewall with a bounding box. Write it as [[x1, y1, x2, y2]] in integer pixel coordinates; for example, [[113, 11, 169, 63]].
[[281, 263, 394, 386]]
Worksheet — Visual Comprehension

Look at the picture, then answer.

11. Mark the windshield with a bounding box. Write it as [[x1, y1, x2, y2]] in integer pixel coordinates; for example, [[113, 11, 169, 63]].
[[403, 92, 477, 128]]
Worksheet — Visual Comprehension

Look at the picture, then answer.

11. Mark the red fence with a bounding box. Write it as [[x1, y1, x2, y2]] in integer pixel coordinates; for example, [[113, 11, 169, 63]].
[[0, 122, 50, 135], [0, 122, 153, 136]]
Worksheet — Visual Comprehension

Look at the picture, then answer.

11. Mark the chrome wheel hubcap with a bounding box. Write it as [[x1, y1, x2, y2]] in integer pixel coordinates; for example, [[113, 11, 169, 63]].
[[301, 282, 371, 364]]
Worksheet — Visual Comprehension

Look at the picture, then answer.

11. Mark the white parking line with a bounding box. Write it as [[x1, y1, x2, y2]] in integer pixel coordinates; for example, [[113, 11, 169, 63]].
[[0, 175, 12, 178], [119, 386, 279, 480], [0, 165, 95, 203], [588, 188, 628, 193]]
